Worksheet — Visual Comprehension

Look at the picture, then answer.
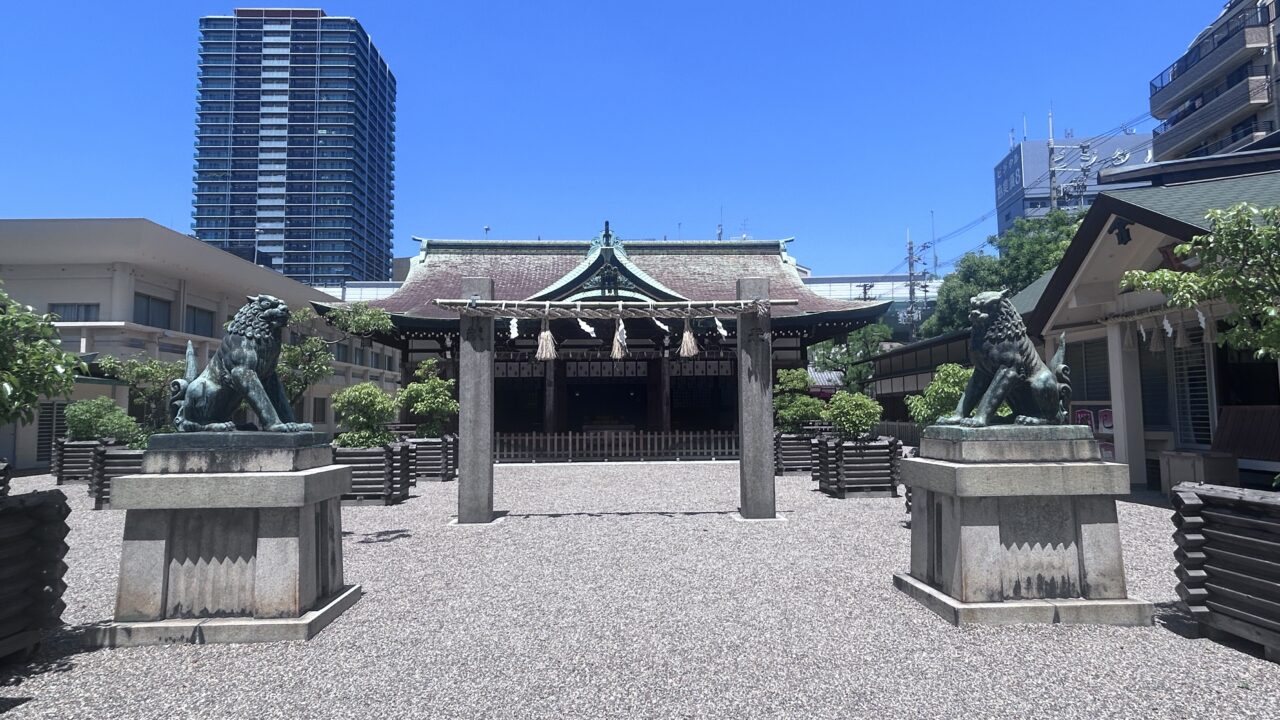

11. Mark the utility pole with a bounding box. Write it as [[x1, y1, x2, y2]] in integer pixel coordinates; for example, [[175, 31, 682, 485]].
[[1047, 109, 1058, 211], [858, 283, 874, 301]]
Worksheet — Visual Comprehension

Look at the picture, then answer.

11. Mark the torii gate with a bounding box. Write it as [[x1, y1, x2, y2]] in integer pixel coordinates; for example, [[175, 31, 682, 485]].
[[435, 276, 794, 522]]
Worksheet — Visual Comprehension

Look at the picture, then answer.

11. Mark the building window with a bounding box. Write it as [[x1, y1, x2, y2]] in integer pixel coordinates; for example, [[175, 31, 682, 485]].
[[133, 293, 173, 329], [1139, 340, 1171, 430], [313, 397, 327, 424], [1064, 339, 1111, 402], [335, 342, 350, 363], [185, 306, 216, 337], [48, 303, 100, 322], [386, 354, 396, 373], [1173, 327, 1212, 447], [354, 346, 366, 366]]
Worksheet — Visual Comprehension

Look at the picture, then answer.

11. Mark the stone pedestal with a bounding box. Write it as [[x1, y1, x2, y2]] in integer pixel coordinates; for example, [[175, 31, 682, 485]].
[[85, 433, 360, 648], [893, 425, 1152, 626]]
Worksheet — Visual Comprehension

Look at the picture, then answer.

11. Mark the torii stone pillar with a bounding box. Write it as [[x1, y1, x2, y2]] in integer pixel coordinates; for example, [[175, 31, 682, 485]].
[[458, 277, 495, 524], [737, 277, 776, 519]]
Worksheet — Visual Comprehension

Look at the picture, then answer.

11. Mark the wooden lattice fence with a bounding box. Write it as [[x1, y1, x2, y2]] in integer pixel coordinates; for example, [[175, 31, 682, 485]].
[[1172, 482, 1280, 662], [89, 447, 144, 511], [333, 444, 411, 505], [52, 439, 100, 485], [0, 489, 70, 663], [810, 437, 902, 499]]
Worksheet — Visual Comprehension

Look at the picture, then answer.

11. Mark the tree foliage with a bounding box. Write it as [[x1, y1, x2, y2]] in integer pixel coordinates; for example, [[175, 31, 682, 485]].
[[279, 336, 334, 403], [0, 284, 85, 426], [772, 369, 825, 433], [398, 359, 458, 437], [824, 390, 882, 440], [65, 396, 142, 446], [97, 356, 186, 433], [1122, 203, 1280, 359], [904, 363, 971, 425], [921, 211, 1079, 336], [331, 382, 398, 448], [809, 323, 894, 392], [904, 363, 1011, 425], [279, 303, 394, 404]]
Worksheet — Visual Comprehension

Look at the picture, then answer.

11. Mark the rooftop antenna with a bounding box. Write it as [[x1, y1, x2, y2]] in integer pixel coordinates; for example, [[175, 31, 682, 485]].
[[483, 225, 490, 239], [1022, 113, 1028, 142]]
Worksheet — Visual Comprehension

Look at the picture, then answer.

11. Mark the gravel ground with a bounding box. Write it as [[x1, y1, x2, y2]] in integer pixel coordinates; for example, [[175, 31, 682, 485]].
[[1, 465, 1277, 719]]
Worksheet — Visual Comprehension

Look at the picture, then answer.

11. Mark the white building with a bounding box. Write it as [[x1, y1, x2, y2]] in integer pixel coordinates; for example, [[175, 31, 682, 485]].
[[0, 219, 401, 470]]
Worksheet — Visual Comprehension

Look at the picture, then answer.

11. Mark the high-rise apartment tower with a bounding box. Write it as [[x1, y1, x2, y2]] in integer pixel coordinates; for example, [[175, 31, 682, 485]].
[[193, 8, 396, 285], [1149, 0, 1279, 162]]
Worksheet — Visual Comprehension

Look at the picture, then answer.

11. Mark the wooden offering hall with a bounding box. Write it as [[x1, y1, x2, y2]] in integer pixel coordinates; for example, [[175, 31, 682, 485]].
[[365, 225, 887, 456]]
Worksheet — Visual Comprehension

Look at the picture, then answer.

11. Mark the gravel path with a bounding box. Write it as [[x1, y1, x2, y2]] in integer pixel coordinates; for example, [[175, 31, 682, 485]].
[[1, 465, 1277, 719]]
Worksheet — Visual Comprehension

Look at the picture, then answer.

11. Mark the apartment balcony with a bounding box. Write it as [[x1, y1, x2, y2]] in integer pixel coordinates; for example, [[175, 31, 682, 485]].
[[1150, 4, 1271, 118], [1152, 74, 1271, 160]]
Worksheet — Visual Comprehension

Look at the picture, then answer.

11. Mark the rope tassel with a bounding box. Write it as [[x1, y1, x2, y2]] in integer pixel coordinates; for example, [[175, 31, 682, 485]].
[[611, 318, 628, 359], [536, 317, 556, 361], [679, 318, 700, 358]]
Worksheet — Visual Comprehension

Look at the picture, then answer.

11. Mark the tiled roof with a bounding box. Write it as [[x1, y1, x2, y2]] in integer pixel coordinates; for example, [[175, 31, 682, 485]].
[[1102, 170, 1280, 231], [374, 239, 885, 319]]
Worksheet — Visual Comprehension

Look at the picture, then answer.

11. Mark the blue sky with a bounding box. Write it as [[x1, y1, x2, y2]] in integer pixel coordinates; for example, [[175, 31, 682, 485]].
[[0, 1, 1216, 276]]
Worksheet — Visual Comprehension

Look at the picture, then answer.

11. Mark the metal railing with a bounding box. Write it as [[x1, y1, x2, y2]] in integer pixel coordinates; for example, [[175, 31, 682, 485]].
[[1185, 120, 1276, 158], [1150, 3, 1270, 95], [1153, 63, 1271, 136]]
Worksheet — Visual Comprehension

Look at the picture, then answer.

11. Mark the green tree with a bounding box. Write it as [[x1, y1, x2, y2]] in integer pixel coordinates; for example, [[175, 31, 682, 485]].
[[398, 359, 458, 437], [904, 363, 971, 425], [279, 303, 395, 403], [97, 356, 186, 433], [921, 211, 1079, 336], [904, 363, 1011, 425], [772, 368, 826, 433], [1123, 203, 1280, 358], [279, 335, 335, 404], [65, 396, 142, 446], [809, 322, 893, 392], [0, 284, 85, 426], [331, 382, 398, 448], [824, 390, 882, 440]]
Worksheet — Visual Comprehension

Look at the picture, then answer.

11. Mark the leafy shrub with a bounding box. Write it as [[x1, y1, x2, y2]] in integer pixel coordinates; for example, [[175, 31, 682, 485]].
[[398, 359, 458, 437], [904, 363, 970, 425], [65, 397, 142, 445], [773, 368, 826, 433], [824, 391, 882, 440], [904, 363, 1010, 425], [776, 395, 826, 433], [331, 382, 397, 448]]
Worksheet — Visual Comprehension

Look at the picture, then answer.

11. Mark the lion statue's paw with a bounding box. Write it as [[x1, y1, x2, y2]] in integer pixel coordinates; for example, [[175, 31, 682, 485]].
[[267, 422, 314, 433]]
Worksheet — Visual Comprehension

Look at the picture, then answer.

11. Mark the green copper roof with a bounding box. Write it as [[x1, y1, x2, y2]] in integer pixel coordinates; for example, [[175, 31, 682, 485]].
[[1101, 170, 1280, 231]]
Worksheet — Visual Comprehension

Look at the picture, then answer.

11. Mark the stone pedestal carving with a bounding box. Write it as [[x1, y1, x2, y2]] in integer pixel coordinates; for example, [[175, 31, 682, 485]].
[[85, 433, 360, 647], [893, 425, 1152, 626]]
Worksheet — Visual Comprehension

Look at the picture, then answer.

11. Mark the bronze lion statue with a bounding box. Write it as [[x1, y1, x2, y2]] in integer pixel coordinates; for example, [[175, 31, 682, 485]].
[[172, 295, 313, 433], [937, 289, 1071, 427]]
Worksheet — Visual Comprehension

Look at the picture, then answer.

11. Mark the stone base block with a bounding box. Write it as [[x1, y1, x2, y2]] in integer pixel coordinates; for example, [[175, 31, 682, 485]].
[[893, 573, 1152, 626], [86, 585, 361, 648], [730, 512, 786, 523]]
